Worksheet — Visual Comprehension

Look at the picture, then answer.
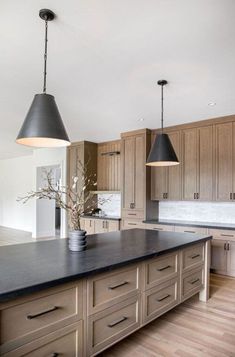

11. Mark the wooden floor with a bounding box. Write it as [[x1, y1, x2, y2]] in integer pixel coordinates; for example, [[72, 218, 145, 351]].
[[100, 274, 235, 357], [0, 226, 57, 246]]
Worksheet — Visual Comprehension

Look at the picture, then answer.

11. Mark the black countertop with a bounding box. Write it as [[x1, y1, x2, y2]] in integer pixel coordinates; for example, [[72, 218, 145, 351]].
[[82, 215, 121, 221], [0, 229, 211, 302], [143, 219, 235, 230]]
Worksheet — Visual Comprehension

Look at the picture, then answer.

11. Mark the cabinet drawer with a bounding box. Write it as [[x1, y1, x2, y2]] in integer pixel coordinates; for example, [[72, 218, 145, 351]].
[[87, 266, 139, 314], [182, 268, 204, 300], [0, 285, 81, 345], [88, 295, 140, 355], [2, 321, 83, 357], [145, 252, 178, 289], [182, 243, 204, 271], [122, 209, 144, 219], [209, 229, 235, 241], [122, 219, 144, 229], [143, 279, 179, 323], [174, 226, 207, 234], [147, 224, 174, 232]]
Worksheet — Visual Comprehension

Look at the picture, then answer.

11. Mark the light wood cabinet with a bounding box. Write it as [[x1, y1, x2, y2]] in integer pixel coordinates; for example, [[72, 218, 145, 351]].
[[215, 122, 234, 201], [121, 129, 158, 222], [151, 130, 181, 201], [67, 141, 97, 213], [80, 218, 120, 235], [182, 126, 213, 201], [209, 228, 235, 277], [97, 140, 121, 191]]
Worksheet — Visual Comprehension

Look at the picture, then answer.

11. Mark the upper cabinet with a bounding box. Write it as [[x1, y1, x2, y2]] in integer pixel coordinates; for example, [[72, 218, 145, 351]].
[[182, 126, 214, 201], [151, 130, 181, 201], [97, 140, 121, 191], [121, 129, 158, 220], [215, 122, 234, 201]]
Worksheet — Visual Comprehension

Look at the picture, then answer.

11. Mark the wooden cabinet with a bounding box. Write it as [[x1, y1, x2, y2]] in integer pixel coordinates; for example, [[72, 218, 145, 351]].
[[80, 217, 120, 235], [121, 129, 158, 223], [182, 126, 213, 201], [97, 140, 121, 191], [67, 141, 97, 213], [209, 228, 235, 277], [215, 122, 234, 201], [151, 130, 181, 200]]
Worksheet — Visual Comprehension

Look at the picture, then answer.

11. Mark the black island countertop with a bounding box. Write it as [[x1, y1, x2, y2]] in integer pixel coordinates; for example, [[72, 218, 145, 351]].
[[143, 219, 235, 230], [0, 229, 211, 302]]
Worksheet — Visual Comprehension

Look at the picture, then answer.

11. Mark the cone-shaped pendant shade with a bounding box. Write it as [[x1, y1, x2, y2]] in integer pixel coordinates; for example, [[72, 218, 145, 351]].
[[16, 94, 70, 147], [146, 133, 179, 166]]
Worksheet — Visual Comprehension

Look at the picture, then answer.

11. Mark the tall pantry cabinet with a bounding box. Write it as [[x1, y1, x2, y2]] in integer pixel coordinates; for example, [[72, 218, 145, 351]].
[[121, 129, 158, 229]]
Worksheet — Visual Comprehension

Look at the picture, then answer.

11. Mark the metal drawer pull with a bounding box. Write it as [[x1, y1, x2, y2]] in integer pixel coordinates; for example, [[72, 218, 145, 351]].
[[128, 223, 137, 226], [128, 213, 137, 216], [153, 228, 163, 230], [108, 281, 128, 290], [157, 265, 171, 272], [190, 278, 200, 285], [221, 234, 234, 237], [27, 306, 59, 320], [157, 294, 171, 302], [191, 254, 200, 259], [108, 316, 128, 328], [184, 230, 196, 233]]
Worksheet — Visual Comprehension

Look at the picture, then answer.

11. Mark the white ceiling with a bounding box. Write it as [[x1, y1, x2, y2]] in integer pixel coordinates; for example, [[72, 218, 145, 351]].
[[1, 0, 235, 159]]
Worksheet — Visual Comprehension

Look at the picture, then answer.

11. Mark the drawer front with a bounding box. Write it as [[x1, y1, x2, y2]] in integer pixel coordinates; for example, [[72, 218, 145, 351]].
[[88, 266, 139, 314], [122, 209, 144, 219], [1, 286, 80, 344], [209, 228, 235, 241], [175, 226, 207, 234], [183, 243, 204, 271], [88, 295, 140, 355], [182, 268, 204, 300], [143, 279, 179, 323], [122, 219, 144, 230], [145, 252, 178, 288], [2, 321, 83, 357], [147, 224, 174, 232]]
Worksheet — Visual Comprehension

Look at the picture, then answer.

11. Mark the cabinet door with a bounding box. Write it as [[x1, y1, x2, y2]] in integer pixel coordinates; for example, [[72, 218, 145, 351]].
[[182, 128, 198, 200], [94, 220, 108, 233], [134, 135, 145, 210], [215, 122, 233, 201], [122, 137, 135, 209], [227, 241, 235, 277], [198, 126, 214, 201], [168, 131, 181, 200], [151, 167, 167, 201], [107, 220, 120, 232], [84, 219, 95, 235], [211, 239, 227, 273]]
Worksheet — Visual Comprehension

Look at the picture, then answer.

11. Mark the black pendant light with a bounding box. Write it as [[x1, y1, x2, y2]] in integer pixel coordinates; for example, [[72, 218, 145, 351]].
[[146, 80, 179, 166], [16, 9, 70, 148]]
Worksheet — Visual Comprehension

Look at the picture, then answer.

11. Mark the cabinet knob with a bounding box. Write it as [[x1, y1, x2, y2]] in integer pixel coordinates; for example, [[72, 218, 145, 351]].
[[230, 193, 233, 200], [194, 193, 196, 199], [196, 193, 199, 199]]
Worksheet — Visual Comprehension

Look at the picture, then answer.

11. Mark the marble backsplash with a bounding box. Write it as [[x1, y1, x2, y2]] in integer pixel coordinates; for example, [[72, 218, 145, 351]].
[[98, 194, 121, 217], [159, 201, 235, 223]]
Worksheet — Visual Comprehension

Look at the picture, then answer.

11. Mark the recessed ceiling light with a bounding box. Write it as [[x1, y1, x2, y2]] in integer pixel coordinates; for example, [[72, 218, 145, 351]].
[[138, 118, 145, 122], [208, 102, 216, 106]]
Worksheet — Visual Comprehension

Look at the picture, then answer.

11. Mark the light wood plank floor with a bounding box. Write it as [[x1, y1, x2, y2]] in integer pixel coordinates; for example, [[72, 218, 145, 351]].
[[100, 274, 235, 357], [0, 226, 57, 246]]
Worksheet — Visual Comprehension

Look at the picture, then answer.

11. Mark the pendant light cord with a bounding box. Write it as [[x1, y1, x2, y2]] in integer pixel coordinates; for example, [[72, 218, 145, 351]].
[[43, 17, 48, 93], [161, 84, 164, 133]]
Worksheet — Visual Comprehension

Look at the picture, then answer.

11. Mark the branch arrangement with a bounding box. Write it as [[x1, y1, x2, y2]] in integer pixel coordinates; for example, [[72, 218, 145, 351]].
[[18, 160, 109, 231]]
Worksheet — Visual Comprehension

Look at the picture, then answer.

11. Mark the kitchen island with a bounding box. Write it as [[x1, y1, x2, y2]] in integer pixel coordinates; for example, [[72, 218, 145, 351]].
[[0, 229, 211, 356]]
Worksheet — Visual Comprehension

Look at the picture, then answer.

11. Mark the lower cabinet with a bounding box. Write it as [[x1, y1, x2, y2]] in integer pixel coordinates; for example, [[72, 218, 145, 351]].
[[80, 218, 120, 235], [121, 219, 144, 230]]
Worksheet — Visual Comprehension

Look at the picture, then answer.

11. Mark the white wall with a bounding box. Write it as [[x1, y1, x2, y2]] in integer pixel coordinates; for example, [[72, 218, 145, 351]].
[[159, 201, 235, 223], [0, 155, 34, 232]]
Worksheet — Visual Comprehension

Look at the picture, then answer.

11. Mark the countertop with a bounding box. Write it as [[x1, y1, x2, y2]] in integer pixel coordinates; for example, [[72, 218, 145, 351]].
[[0, 229, 211, 302], [143, 219, 235, 230], [82, 215, 121, 221]]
